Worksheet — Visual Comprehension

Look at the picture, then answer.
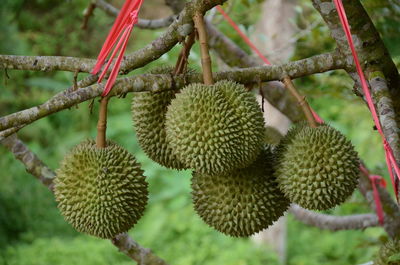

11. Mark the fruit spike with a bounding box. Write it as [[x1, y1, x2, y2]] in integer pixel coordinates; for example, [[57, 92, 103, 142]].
[[374, 239, 400, 265]]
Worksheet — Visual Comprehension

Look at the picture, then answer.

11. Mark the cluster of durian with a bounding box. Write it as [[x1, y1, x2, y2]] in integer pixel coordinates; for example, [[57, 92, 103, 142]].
[[374, 239, 400, 265], [132, 67, 288, 237], [54, 66, 361, 239], [130, 66, 360, 237]]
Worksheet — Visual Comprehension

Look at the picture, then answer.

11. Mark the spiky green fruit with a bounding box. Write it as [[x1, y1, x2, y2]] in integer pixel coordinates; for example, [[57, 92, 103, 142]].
[[191, 146, 289, 237], [275, 124, 359, 210], [166, 80, 265, 175], [54, 140, 148, 239], [132, 66, 186, 169], [374, 240, 400, 265]]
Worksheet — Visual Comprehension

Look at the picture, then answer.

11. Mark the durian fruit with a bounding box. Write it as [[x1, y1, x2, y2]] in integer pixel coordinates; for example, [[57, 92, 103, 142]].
[[264, 126, 283, 145], [54, 140, 148, 239], [191, 146, 289, 237], [132, 66, 186, 169], [274, 123, 359, 210], [166, 80, 265, 175], [374, 240, 400, 265]]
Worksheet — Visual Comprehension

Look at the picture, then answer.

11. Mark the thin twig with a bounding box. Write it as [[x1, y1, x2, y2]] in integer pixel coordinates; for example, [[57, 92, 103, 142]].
[[282, 76, 318, 128], [174, 31, 196, 75], [0, 124, 26, 141], [81, 1, 97, 30]]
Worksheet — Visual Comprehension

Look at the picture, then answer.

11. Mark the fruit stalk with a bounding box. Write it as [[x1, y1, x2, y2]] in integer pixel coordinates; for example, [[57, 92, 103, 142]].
[[96, 96, 109, 148], [282, 76, 317, 128], [174, 31, 196, 75], [193, 12, 214, 85]]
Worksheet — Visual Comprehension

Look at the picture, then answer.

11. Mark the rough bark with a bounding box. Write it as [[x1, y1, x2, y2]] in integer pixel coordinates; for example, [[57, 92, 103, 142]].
[[312, 0, 400, 177], [290, 205, 379, 231], [0, 52, 344, 133]]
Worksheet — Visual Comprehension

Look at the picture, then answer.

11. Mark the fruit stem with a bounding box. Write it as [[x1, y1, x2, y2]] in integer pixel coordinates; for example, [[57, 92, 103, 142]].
[[96, 96, 109, 148], [282, 76, 318, 128], [193, 11, 214, 85], [174, 31, 196, 76]]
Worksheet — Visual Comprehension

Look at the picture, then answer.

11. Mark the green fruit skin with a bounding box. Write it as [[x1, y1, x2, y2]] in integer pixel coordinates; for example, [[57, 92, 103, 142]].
[[275, 124, 360, 210], [54, 140, 148, 239], [375, 240, 400, 265], [166, 80, 265, 175], [132, 90, 186, 169], [191, 146, 289, 237], [132, 66, 186, 170]]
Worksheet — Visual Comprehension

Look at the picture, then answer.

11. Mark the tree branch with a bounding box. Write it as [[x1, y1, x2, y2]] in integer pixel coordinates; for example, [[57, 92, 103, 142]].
[[0, 124, 26, 141], [112, 233, 168, 265], [205, 20, 258, 68], [0, 55, 95, 73], [82, 0, 97, 30], [95, 0, 177, 30], [0, 0, 226, 76], [164, 0, 186, 14], [289, 205, 379, 231], [0, 52, 344, 132], [0, 134, 169, 265], [119, 0, 227, 73], [311, 0, 400, 182], [1, 134, 55, 190], [214, 51, 343, 84]]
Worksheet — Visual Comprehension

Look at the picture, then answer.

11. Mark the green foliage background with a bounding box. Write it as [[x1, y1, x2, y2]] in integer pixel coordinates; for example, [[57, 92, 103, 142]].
[[0, 0, 399, 264]]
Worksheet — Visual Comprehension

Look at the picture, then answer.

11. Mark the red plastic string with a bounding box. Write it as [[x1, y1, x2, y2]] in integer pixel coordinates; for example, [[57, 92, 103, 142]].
[[360, 164, 386, 225], [102, 23, 135, 96], [311, 108, 324, 124], [333, 0, 400, 201], [92, 0, 143, 96], [216, 6, 271, 65], [92, 0, 141, 74], [217, 3, 391, 223], [98, 17, 134, 84], [370, 175, 386, 225]]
